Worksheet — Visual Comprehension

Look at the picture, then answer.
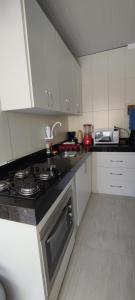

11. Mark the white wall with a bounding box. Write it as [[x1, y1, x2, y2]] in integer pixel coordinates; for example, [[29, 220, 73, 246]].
[[0, 110, 68, 165], [68, 47, 135, 137]]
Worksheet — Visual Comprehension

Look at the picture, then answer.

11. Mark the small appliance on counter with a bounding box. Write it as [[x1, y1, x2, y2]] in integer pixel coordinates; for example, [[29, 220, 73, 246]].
[[94, 128, 119, 144], [76, 130, 83, 144], [67, 131, 77, 142], [59, 142, 80, 152], [83, 124, 93, 145]]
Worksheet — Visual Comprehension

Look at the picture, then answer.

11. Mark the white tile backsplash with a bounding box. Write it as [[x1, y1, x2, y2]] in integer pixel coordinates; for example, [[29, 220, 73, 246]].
[[109, 109, 125, 129], [0, 109, 68, 164], [92, 52, 108, 83], [126, 78, 135, 104], [109, 79, 126, 110], [126, 48, 135, 78], [93, 81, 108, 112], [79, 55, 93, 84], [68, 112, 93, 132], [68, 46, 134, 136], [108, 48, 126, 80], [93, 110, 108, 129], [82, 83, 93, 112]]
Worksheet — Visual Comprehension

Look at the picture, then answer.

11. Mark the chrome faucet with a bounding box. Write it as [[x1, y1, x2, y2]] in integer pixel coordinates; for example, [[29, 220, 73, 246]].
[[45, 121, 62, 140]]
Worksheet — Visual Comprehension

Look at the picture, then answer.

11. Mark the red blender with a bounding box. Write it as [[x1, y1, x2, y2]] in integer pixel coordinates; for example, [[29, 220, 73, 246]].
[[83, 124, 93, 145]]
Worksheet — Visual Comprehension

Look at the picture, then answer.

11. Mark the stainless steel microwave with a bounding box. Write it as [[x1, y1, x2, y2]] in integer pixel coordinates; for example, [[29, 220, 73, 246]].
[[94, 128, 119, 144]]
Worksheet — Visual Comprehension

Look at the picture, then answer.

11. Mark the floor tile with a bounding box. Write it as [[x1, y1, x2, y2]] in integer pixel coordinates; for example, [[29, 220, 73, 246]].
[[58, 193, 135, 300]]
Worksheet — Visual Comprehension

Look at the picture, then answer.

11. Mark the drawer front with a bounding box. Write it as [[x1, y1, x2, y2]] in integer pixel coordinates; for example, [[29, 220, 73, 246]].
[[95, 167, 135, 196], [99, 167, 135, 183], [95, 152, 135, 169], [97, 180, 135, 197]]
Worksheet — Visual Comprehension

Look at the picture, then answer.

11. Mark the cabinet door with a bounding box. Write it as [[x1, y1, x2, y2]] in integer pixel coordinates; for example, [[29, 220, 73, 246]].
[[24, 0, 60, 111], [0, 0, 32, 110], [57, 34, 73, 113], [72, 58, 82, 114], [85, 155, 92, 199], [75, 155, 91, 226], [0, 110, 13, 165]]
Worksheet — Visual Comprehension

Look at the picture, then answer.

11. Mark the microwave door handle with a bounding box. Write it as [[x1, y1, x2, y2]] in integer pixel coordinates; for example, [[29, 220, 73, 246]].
[[96, 137, 103, 142]]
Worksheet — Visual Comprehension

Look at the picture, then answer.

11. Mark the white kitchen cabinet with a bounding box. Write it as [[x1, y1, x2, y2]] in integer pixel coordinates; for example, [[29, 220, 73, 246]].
[[92, 152, 135, 197], [24, 0, 60, 111], [0, 0, 59, 112], [0, 0, 81, 115], [0, 219, 45, 300], [57, 34, 74, 113], [75, 155, 92, 226], [72, 57, 82, 114], [0, 110, 13, 165]]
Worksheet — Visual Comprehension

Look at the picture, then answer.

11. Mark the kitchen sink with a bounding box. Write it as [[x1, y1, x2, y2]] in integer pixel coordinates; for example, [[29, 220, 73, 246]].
[[61, 151, 79, 158]]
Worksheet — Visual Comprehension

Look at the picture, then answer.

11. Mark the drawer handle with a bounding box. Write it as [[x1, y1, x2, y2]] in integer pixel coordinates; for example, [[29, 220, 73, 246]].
[[110, 172, 123, 176], [110, 160, 123, 163], [110, 185, 122, 188]]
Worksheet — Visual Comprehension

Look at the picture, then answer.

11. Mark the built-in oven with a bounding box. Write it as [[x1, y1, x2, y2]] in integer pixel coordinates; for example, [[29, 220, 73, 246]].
[[39, 186, 74, 297]]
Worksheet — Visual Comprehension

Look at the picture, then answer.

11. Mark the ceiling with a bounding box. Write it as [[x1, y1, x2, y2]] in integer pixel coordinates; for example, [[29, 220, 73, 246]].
[[37, 0, 135, 57]]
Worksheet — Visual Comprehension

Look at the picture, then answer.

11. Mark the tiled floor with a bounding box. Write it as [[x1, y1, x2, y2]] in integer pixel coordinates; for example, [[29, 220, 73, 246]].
[[58, 193, 135, 300]]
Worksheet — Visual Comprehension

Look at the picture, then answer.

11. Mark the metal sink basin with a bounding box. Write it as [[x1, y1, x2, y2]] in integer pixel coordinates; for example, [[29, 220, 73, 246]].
[[61, 151, 78, 158]]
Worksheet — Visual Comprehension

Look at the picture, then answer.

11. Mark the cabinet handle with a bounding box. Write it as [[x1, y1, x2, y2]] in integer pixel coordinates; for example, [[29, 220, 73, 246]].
[[45, 89, 49, 95], [110, 172, 123, 176], [45, 90, 50, 107], [76, 103, 80, 113], [48, 91, 53, 107], [110, 185, 122, 188], [65, 99, 70, 111], [110, 160, 123, 163]]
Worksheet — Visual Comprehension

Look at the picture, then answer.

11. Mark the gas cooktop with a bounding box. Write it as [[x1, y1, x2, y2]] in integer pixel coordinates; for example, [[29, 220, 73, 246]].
[[0, 163, 61, 200]]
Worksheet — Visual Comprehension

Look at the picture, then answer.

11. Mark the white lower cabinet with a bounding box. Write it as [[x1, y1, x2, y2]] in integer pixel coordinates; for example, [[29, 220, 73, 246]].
[[75, 155, 92, 226], [92, 152, 135, 197]]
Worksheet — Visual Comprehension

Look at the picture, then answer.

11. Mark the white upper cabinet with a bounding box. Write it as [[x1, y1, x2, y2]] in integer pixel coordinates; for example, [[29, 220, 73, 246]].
[[0, 0, 32, 110], [0, 0, 81, 115], [24, 0, 60, 111], [72, 58, 82, 114], [57, 33, 73, 113]]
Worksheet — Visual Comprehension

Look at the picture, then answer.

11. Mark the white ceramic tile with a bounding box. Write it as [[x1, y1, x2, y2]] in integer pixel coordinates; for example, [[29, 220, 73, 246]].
[[79, 55, 93, 84], [68, 112, 93, 132], [8, 112, 68, 159], [108, 47, 126, 80], [109, 109, 125, 129], [109, 80, 126, 109], [93, 81, 108, 111], [92, 52, 108, 83], [0, 110, 13, 164], [106, 252, 135, 300], [82, 82, 93, 112], [126, 48, 135, 78], [126, 78, 135, 104], [59, 193, 135, 300], [93, 111, 108, 129], [59, 246, 109, 300]]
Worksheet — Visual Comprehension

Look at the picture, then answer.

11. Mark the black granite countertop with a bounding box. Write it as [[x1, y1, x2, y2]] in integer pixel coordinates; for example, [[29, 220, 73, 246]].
[[0, 142, 135, 226], [91, 143, 135, 152], [0, 151, 90, 226]]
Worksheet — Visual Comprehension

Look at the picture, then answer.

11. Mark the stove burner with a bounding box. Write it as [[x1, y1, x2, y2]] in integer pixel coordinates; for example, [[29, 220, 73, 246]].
[[39, 172, 54, 181], [0, 180, 9, 191], [20, 185, 40, 196], [15, 169, 29, 179]]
